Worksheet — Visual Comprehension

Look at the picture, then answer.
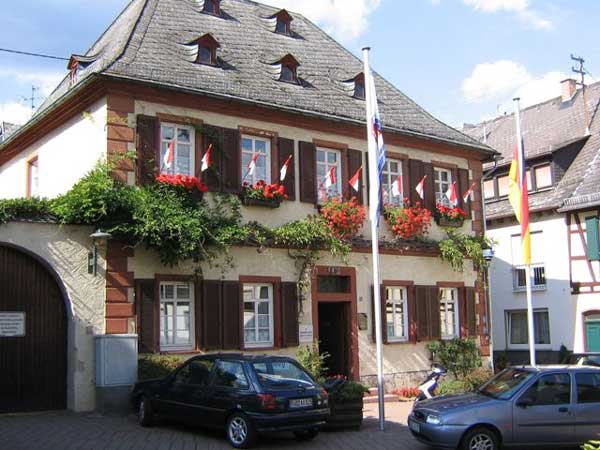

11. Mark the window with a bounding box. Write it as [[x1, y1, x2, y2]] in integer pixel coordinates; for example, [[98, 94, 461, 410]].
[[243, 284, 274, 348], [160, 282, 194, 350], [252, 361, 314, 388], [276, 54, 300, 84], [198, 45, 214, 65], [160, 123, 194, 176], [386, 287, 408, 342], [317, 275, 351, 293], [316, 147, 342, 202], [273, 10, 292, 35], [576, 373, 600, 403], [353, 73, 365, 100], [434, 167, 452, 207], [483, 179, 495, 199], [27, 156, 39, 198], [194, 34, 219, 66], [203, 0, 220, 15], [497, 175, 510, 197], [382, 159, 404, 206], [280, 64, 296, 83], [507, 309, 550, 346], [241, 135, 271, 184], [513, 264, 546, 290], [519, 373, 571, 406], [585, 216, 600, 261], [535, 165, 552, 189], [174, 359, 214, 386], [512, 232, 545, 290], [439, 288, 459, 339], [214, 360, 249, 389], [526, 169, 533, 192]]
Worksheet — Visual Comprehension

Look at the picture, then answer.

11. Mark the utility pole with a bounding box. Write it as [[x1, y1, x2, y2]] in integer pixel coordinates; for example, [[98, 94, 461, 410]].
[[571, 54, 591, 135]]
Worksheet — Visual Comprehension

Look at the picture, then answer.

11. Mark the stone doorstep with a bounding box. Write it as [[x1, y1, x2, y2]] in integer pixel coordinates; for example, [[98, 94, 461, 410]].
[[363, 394, 400, 404]]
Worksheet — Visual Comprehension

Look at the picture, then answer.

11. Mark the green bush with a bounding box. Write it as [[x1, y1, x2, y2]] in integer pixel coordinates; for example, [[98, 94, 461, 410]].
[[437, 367, 493, 395], [329, 381, 369, 403], [427, 338, 482, 378], [296, 342, 329, 384], [138, 354, 186, 381], [0, 197, 53, 224]]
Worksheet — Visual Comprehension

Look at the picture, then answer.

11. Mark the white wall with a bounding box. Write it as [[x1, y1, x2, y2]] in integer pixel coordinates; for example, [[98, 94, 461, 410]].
[[0, 98, 107, 199], [487, 213, 573, 352]]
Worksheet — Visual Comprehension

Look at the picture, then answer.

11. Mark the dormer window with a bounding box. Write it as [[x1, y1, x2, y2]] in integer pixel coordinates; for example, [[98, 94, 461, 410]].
[[67, 54, 98, 87], [353, 73, 365, 100], [273, 9, 293, 35], [278, 54, 300, 84], [203, 0, 220, 15], [193, 34, 220, 66]]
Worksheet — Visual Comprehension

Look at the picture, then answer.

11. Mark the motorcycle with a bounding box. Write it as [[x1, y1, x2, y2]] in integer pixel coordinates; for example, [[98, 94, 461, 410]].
[[414, 364, 446, 403]]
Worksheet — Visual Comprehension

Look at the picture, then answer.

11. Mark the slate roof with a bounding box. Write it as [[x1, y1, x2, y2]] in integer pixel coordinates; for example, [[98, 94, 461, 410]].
[[16, 0, 490, 155], [463, 81, 600, 218]]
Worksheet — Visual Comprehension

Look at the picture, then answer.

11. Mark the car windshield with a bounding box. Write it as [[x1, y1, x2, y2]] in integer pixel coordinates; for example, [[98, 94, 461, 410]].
[[252, 361, 315, 390], [478, 368, 535, 400]]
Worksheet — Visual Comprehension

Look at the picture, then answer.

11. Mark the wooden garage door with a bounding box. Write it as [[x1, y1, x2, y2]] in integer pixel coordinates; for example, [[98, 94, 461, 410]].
[[0, 245, 67, 412]]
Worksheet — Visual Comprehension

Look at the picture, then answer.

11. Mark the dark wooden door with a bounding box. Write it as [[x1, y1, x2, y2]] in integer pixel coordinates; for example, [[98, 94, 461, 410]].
[[318, 302, 350, 378], [0, 245, 67, 412]]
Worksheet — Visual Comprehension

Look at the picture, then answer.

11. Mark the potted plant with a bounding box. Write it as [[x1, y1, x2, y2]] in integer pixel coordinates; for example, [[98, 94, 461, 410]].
[[435, 203, 467, 227], [240, 180, 287, 208], [319, 196, 366, 240], [324, 376, 368, 430], [155, 173, 208, 203], [384, 201, 432, 239]]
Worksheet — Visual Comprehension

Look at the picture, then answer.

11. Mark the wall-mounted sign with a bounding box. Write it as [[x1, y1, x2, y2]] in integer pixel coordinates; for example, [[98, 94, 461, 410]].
[[0, 312, 26, 337], [299, 325, 313, 343]]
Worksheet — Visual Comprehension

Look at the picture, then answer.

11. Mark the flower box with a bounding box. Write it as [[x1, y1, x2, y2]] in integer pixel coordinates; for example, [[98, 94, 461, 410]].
[[436, 215, 464, 228], [435, 204, 467, 228], [240, 181, 287, 208], [240, 195, 281, 208], [325, 398, 364, 430]]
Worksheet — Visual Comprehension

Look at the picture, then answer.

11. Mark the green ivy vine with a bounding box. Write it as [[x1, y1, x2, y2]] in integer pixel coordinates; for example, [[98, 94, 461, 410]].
[[438, 229, 493, 273]]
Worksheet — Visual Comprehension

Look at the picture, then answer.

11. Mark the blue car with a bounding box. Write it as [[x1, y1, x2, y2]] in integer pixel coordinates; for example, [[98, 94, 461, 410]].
[[409, 365, 600, 450]]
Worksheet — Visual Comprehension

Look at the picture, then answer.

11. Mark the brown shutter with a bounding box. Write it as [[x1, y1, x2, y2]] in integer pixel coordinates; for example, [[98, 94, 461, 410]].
[[347, 149, 364, 203], [423, 162, 435, 212], [408, 286, 417, 343], [371, 285, 388, 344], [278, 138, 296, 200], [414, 285, 430, 341], [365, 157, 370, 205], [195, 279, 203, 350], [465, 287, 477, 337], [459, 287, 468, 338], [201, 280, 222, 349], [136, 279, 157, 353], [408, 159, 424, 206], [201, 126, 224, 192], [221, 128, 241, 194], [299, 141, 316, 203], [428, 286, 441, 340], [281, 282, 299, 347], [136, 115, 158, 185], [194, 128, 204, 179], [457, 168, 471, 217], [222, 281, 241, 349]]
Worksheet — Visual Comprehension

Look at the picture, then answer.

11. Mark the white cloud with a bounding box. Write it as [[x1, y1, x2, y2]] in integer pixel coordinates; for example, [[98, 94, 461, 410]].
[[462, 60, 567, 111], [462, 0, 552, 29], [260, 0, 381, 42], [0, 101, 33, 126], [0, 68, 64, 96]]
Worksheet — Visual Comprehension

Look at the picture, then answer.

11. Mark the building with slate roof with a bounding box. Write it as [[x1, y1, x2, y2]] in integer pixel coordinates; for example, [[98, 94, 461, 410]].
[[0, 0, 494, 413], [0, 122, 20, 144], [464, 78, 600, 364]]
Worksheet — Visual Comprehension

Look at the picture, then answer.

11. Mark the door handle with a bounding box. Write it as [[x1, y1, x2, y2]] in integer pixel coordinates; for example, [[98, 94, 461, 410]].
[[558, 407, 569, 413]]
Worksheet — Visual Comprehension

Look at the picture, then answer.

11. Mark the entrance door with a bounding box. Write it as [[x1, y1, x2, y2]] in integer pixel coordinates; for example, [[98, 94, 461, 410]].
[[318, 302, 350, 378], [585, 321, 600, 352], [0, 245, 67, 413]]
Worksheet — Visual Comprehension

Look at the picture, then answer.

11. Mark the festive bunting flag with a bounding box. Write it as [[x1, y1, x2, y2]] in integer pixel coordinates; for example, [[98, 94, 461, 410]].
[[391, 175, 403, 197], [325, 167, 336, 189], [415, 175, 426, 200], [200, 144, 212, 172], [247, 152, 260, 176], [349, 166, 362, 192], [163, 140, 175, 170], [445, 182, 458, 205], [463, 181, 476, 203], [280, 154, 292, 181]]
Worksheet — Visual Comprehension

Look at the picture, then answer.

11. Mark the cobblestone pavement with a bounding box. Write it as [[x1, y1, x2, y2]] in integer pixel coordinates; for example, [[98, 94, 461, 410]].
[[0, 402, 428, 450]]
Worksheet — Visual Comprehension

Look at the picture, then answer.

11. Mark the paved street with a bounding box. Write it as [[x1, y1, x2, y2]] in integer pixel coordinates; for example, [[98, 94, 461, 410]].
[[0, 402, 428, 450]]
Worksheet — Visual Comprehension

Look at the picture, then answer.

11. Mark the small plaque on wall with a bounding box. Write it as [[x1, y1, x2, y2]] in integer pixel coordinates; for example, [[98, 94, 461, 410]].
[[0, 312, 26, 337], [299, 325, 313, 343], [358, 313, 368, 331]]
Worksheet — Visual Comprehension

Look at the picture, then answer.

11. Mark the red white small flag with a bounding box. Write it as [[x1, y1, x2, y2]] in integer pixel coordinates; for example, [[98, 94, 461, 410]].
[[348, 166, 362, 192], [163, 140, 175, 170], [280, 154, 292, 181], [445, 182, 458, 205], [415, 175, 426, 200], [325, 167, 336, 189], [200, 144, 212, 172], [391, 175, 403, 198], [463, 181, 476, 203], [247, 152, 260, 176]]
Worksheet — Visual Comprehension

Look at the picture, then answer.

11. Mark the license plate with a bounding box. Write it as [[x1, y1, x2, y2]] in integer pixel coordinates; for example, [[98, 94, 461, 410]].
[[409, 419, 420, 433], [289, 398, 313, 409]]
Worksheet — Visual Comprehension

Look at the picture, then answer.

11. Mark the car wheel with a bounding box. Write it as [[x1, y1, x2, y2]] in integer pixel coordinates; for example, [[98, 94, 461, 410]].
[[138, 395, 154, 427], [293, 428, 319, 441], [226, 412, 256, 449], [461, 427, 499, 450]]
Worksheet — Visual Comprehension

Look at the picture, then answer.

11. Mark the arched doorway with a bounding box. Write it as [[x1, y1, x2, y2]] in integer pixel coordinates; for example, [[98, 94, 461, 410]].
[[0, 244, 67, 412]]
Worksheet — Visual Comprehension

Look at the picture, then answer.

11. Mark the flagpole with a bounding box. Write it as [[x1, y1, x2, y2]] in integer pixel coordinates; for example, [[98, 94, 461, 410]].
[[363, 46, 385, 431], [514, 98, 536, 367]]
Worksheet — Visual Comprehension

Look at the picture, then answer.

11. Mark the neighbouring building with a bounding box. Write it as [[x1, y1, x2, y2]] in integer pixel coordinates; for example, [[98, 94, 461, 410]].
[[0, 0, 494, 413], [0, 122, 20, 144], [464, 78, 600, 365]]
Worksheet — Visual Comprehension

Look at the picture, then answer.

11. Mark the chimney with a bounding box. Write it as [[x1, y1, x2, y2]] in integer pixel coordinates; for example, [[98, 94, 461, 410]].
[[561, 78, 577, 102]]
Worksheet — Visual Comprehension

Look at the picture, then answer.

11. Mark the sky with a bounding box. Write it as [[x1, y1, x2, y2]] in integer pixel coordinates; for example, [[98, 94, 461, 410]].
[[1, 0, 599, 129]]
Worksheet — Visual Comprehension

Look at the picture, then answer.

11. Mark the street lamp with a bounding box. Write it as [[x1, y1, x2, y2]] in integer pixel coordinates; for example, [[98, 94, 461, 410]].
[[89, 229, 112, 276]]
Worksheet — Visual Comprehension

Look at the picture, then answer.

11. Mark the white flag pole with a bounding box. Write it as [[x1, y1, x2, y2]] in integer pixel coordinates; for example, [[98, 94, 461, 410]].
[[513, 98, 536, 367], [363, 46, 385, 431]]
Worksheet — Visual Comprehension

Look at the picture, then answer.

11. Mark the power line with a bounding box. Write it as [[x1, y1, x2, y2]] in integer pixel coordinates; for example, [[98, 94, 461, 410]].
[[0, 47, 69, 61]]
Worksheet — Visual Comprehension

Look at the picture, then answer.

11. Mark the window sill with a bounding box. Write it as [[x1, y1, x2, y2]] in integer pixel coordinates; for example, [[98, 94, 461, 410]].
[[159, 347, 197, 354], [513, 286, 547, 292], [243, 344, 275, 351], [386, 338, 410, 345], [507, 344, 552, 351]]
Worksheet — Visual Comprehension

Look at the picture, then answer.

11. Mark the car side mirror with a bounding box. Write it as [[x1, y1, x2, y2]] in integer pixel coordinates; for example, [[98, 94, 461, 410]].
[[516, 398, 534, 408]]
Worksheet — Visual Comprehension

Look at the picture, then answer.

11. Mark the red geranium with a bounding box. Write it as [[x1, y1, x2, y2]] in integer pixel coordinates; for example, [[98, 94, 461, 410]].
[[385, 200, 432, 239], [436, 203, 467, 220], [320, 196, 366, 240], [242, 180, 288, 202], [156, 173, 208, 192]]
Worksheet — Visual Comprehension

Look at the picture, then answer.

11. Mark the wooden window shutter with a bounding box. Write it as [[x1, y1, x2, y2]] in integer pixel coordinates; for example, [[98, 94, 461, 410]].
[[201, 126, 224, 192], [347, 149, 364, 203], [222, 281, 241, 349], [221, 128, 241, 194], [407, 286, 417, 343], [136, 279, 157, 353], [136, 115, 158, 185], [408, 159, 424, 206], [414, 285, 430, 341], [371, 285, 388, 344], [281, 282, 299, 347], [201, 280, 222, 349], [423, 163, 435, 212], [428, 286, 441, 340], [465, 287, 477, 337], [457, 168, 471, 216], [278, 138, 296, 200], [299, 141, 316, 203], [585, 216, 600, 261], [459, 287, 468, 338]]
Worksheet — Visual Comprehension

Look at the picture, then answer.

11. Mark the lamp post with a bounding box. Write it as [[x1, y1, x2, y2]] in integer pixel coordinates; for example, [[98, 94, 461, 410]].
[[89, 230, 112, 276], [482, 247, 495, 371]]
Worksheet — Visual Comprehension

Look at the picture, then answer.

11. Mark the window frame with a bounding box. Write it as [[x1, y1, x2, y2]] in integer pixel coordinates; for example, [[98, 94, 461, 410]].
[[280, 63, 297, 84], [242, 283, 275, 349], [316, 147, 343, 203], [381, 158, 404, 207], [433, 167, 453, 207], [353, 73, 365, 100], [212, 359, 251, 391], [275, 17, 290, 35], [513, 263, 547, 291], [385, 286, 409, 342], [159, 281, 195, 352], [439, 287, 459, 340], [26, 155, 39, 198], [241, 134, 272, 185], [159, 122, 195, 177], [506, 308, 551, 349], [202, 0, 220, 16], [533, 163, 553, 190], [518, 373, 572, 406]]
